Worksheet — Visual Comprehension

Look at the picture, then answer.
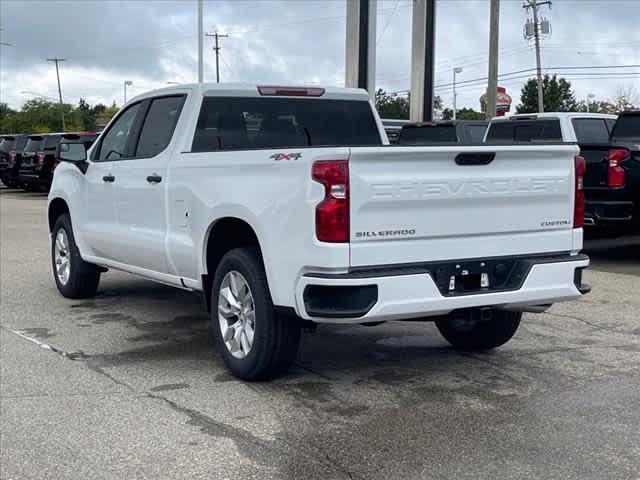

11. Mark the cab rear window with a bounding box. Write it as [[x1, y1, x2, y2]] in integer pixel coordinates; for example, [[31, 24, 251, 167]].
[[191, 97, 381, 152], [486, 120, 562, 143], [398, 125, 457, 145]]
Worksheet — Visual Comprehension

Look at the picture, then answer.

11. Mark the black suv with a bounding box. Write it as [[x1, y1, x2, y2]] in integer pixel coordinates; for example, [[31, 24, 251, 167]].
[[19, 134, 63, 192], [0, 134, 28, 188]]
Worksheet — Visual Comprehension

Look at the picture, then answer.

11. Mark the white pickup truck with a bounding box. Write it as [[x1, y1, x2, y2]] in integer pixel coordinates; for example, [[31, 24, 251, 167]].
[[48, 83, 590, 380]]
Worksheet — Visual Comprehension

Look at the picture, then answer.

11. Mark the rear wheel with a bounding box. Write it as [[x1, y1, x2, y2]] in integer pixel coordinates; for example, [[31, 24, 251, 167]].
[[51, 214, 101, 299], [211, 247, 300, 380], [436, 309, 521, 351]]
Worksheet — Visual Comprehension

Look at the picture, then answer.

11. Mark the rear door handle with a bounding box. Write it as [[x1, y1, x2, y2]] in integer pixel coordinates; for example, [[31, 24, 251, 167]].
[[146, 174, 162, 184], [102, 175, 115, 183]]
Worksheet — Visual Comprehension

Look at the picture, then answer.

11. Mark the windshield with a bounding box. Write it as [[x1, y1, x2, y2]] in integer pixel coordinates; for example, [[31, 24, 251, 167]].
[[43, 135, 62, 150], [24, 138, 43, 153]]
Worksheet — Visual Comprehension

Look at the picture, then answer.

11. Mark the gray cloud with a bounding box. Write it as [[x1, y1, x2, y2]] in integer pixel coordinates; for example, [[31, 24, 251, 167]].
[[0, 0, 638, 112]]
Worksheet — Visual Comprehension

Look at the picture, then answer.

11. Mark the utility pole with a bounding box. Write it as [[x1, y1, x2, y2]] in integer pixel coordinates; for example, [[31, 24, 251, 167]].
[[205, 31, 229, 83], [486, 0, 500, 120], [47, 57, 66, 131], [524, 0, 551, 113], [197, 0, 203, 83]]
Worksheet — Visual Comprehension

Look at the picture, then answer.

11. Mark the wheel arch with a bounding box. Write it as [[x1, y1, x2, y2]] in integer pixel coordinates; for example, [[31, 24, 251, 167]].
[[48, 197, 70, 232], [201, 216, 266, 311]]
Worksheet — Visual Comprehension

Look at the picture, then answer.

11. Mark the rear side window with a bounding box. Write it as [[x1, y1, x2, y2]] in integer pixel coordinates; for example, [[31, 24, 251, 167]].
[[398, 125, 457, 145], [136, 95, 186, 157], [191, 97, 381, 152], [572, 119, 610, 143], [611, 114, 640, 141], [486, 120, 562, 143]]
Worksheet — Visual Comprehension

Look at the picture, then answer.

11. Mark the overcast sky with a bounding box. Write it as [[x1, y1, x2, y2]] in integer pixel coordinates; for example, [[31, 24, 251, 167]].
[[0, 0, 638, 113]]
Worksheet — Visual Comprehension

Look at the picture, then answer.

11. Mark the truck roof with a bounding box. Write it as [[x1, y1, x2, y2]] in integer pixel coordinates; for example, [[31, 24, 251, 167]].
[[128, 83, 371, 104], [491, 112, 617, 122]]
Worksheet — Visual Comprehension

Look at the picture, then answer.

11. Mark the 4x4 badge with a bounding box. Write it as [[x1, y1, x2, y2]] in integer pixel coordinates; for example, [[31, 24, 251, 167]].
[[270, 153, 302, 161]]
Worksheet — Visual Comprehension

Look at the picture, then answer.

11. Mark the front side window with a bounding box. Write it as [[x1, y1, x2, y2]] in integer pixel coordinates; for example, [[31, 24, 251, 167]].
[[135, 96, 186, 157], [97, 103, 141, 161], [192, 97, 381, 152]]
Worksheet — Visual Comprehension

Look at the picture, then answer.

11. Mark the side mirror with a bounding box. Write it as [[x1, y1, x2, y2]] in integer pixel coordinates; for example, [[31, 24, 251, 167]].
[[57, 142, 87, 162]]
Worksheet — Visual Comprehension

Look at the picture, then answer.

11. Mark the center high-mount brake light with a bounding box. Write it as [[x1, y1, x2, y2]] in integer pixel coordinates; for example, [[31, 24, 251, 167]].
[[574, 155, 586, 228], [257, 86, 325, 97], [607, 148, 628, 188], [312, 160, 349, 243]]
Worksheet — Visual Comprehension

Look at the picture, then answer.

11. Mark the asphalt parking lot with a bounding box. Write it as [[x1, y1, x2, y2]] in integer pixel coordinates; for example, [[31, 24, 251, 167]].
[[1, 187, 639, 480]]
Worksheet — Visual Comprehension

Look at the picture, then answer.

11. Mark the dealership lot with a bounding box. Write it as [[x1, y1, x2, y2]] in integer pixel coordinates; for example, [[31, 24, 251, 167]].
[[1, 187, 639, 479]]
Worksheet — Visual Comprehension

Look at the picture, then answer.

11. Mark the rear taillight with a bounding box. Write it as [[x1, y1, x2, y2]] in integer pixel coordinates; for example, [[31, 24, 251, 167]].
[[312, 160, 349, 243], [36, 151, 45, 165], [607, 148, 628, 188], [574, 155, 586, 228]]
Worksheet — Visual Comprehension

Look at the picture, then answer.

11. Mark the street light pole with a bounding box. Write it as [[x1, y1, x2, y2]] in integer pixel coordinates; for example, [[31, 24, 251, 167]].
[[452, 67, 462, 120], [197, 0, 204, 83], [124, 80, 133, 104], [47, 57, 66, 131]]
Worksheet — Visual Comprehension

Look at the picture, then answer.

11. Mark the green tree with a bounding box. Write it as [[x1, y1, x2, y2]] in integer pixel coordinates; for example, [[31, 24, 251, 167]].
[[516, 75, 578, 113], [375, 89, 410, 119], [441, 107, 485, 121], [375, 89, 443, 120]]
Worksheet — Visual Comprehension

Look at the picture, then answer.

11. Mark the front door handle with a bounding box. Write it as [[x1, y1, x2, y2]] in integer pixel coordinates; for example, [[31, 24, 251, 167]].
[[102, 174, 115, 183], [146, 174, 162, 184]]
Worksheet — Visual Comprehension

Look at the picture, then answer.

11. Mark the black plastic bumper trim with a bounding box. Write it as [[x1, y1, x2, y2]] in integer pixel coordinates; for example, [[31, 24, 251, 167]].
[[303, 284, 378, 318]]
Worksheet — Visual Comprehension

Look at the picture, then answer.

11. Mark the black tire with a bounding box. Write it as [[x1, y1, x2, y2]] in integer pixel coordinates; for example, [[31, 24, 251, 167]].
[[51, 213, 101, 299], [436, 309, 521, 351], [210, 247, 301, 381]]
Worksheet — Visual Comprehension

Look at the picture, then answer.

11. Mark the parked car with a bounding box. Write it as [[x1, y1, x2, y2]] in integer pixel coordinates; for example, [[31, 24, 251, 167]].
[[579, 111, 640, 233], [24, 132, 98, 193], [48, 83, 590, 380], [1, 134, 29, 188], [484, 112, 617, 144], [398, 120, 488, 145], [18, 133, 65, 192], [381, 119, 410, 144], [0, 135, 19, 187]]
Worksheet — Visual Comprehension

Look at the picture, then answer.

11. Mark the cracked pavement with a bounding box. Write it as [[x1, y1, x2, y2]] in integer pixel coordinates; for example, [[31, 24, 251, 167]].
[[1, 188, 639, 480]]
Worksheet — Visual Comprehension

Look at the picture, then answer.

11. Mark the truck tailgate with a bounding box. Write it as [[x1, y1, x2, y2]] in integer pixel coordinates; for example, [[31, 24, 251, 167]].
[[349, 145, 580, 267]]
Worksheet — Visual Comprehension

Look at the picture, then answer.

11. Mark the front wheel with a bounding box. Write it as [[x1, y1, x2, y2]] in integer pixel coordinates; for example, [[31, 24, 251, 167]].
[[211, 247, 301, 381], [436, 309, 521, 351], [51, 214, 101, 299]]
